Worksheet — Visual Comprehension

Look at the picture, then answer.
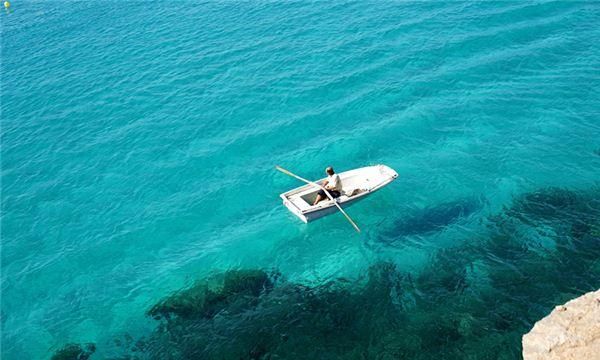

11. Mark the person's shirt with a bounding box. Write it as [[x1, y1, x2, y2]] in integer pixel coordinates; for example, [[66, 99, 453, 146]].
[[327, 173, 342, 191]]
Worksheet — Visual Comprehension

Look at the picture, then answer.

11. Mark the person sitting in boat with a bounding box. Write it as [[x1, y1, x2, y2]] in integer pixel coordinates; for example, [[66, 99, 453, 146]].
[[313, 166, 342, 205]]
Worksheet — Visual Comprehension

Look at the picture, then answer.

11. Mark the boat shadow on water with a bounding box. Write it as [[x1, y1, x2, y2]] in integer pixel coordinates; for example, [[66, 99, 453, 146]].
[[376, 196, 485, 246]]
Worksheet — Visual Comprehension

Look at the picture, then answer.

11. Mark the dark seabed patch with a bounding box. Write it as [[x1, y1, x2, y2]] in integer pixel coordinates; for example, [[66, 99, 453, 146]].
[[53, 187, 599, 359], [148, 269, 274, 321], [50, 343, 95, 360]]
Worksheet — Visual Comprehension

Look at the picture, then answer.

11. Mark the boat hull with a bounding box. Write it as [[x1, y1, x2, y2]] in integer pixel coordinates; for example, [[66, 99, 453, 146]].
[[279, 164, 398, 223]]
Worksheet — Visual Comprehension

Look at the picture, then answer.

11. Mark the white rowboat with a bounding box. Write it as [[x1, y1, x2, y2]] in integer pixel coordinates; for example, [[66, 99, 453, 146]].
[[279, 164, 398, 223]]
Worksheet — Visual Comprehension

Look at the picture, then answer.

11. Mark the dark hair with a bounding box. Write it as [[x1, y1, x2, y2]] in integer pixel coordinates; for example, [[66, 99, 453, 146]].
[[326, 167, 334, 174]]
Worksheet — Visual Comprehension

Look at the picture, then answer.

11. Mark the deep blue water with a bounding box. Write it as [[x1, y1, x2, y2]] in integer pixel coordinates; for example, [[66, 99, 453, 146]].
[[2, 1, 599, 359]]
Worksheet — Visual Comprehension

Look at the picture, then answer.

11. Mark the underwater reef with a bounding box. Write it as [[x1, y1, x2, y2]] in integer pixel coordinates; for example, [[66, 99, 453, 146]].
[[51, 343, 96, 360], [54, 187, 599, 359], [147, 269, 274, 321]]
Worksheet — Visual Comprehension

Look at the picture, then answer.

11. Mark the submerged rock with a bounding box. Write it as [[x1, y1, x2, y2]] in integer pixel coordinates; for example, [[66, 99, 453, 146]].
[[522, 289, 600, 360], [138, 262, 412, 359], [509, 187, 580, 221], [51, 343, 96, 360], [147, 269, 273, 320]]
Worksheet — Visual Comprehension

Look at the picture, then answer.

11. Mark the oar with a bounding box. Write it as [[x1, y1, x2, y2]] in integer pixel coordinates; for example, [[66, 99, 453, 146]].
[[275, 165, 361, 233]]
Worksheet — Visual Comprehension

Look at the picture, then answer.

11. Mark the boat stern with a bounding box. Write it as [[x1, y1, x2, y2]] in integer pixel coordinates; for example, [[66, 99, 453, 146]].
[[280, 193, 308, 223]]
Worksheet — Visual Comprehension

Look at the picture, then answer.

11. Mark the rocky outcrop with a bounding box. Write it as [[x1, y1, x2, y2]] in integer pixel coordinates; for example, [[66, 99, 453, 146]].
[[51, 343, 96, 360], [522, 289, 600, 360]]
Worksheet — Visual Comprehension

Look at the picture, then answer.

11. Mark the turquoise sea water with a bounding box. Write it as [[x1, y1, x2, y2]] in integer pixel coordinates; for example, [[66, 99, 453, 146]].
[[2, 1, 600, 359]]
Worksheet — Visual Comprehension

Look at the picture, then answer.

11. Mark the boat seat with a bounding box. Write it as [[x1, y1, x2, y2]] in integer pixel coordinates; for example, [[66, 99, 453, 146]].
[[290, 195, 311, 211]]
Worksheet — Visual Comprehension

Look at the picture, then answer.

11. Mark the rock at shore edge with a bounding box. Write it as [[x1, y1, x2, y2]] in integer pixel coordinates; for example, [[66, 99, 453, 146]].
[[522, 289, 600, 360]]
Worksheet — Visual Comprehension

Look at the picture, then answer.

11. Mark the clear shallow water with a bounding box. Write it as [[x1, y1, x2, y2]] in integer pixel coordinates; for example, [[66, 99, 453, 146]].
[[1, 1, 599, 359]]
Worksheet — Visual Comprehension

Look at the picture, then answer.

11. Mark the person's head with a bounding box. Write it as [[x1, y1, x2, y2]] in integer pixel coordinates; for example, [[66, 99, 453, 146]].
[[326, 166, 334, 175]]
